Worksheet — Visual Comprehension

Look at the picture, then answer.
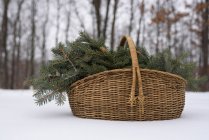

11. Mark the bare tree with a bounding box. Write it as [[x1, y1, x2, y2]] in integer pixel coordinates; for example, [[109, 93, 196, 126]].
[[102, 0, 110, 41], [0, 0, 206, 90], [74, 1, 86, 31], [29, 0, 37, 77], [186, 1, 195, 62], [41, 0, 49, 66], [55, 0, 61, 45], [90, 1, 96, 38], [0, 0, 10, 88], [156, 0, 160, 53], [16, 18, 22, 88], [65, 0, 72, 43], [92, 0, 101, 37], [25, 41, 30, 81], [165, 0, 173, 50], [200, 0, 209, 90], [10, 0, 24, 89], [110, 0, 119, 51], [128, 0, 134, 35], [136, 0, 144, 47]]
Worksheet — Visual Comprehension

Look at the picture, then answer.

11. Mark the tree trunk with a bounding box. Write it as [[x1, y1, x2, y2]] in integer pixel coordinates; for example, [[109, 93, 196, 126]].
[[55, 0, 61, 45], [166, 23, 171, 50], [141, 18, 145, 47], [110, 0, 119, 51], [155, 0, 160, 53], [16, 20, 22, 88], [136, 0, 144, 47], [201, 0, 209, 91], [0, 0, 10, 88], [41, 0, 49, 66], [165, 0, 172, 50], [65, 0, 72, 43], [103, 0, 110, 41], [92, 0, 101, 38], [155, 24, 160, 53], [74, 2, 86, 31], [10, 0, 24, 89], [25, 45, 30, 83], [90, 2, 96, 38], [128, 0, 134, 35], [136, 17, 143, 47], [30, 0, 36, 77]]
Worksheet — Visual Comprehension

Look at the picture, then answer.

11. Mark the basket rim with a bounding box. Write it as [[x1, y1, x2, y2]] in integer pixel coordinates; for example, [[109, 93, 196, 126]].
[[70, 68, 187, 89]]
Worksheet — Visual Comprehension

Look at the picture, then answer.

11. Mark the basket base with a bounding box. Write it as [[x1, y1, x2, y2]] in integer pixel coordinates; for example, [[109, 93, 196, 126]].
[[70, 111, 183, 121]]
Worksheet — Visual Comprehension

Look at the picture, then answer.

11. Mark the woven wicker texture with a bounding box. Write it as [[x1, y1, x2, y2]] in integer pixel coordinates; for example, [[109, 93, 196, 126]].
[[68, 36, 186, 121]]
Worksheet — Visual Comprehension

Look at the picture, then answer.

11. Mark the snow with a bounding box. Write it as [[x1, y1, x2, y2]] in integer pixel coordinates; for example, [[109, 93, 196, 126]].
[[0, 89, 209, 140]]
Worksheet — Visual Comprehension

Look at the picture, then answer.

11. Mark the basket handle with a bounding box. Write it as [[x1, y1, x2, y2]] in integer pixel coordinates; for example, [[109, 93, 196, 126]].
[[119, 36, 144, 114]]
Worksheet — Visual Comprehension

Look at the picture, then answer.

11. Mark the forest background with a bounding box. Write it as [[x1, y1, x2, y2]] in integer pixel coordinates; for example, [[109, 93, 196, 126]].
[[0, 0, 208, 91]]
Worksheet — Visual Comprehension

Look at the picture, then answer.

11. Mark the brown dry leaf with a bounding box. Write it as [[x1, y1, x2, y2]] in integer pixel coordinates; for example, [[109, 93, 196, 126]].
[[195, 2, 209, 13], [151, 8, 167, 24], [171, 12, 189, 23], [189, 27, 202, 36], [100, 47, 108, 53]]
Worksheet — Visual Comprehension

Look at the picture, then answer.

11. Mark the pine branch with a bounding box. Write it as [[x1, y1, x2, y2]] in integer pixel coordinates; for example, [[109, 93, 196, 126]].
[[55, 92, 66, 105], [59, 46, 77, 72], [35, 90, 58, 106]]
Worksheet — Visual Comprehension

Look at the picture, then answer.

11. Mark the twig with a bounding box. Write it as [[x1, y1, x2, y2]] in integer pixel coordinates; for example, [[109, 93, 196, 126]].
[[60, 47, 77, 72]]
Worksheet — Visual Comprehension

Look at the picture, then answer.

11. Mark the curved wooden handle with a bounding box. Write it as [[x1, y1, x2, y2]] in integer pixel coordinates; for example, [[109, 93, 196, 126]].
[[119, 36, 144, 114], [119, 36, 140, 71]]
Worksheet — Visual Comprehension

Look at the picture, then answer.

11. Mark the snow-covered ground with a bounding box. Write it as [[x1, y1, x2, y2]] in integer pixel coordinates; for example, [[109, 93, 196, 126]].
[[0, 89, 209, 140]]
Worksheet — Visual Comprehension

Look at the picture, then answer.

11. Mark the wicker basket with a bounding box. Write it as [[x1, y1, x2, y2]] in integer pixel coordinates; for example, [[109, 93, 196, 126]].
[[68, 36, 186, 121]]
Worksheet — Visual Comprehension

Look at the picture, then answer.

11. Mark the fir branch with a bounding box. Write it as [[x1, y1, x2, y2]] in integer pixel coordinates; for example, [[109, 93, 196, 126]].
[[35, 90, 58, 106], [55, 92, 66, 105], [59, 45, 77, 72]]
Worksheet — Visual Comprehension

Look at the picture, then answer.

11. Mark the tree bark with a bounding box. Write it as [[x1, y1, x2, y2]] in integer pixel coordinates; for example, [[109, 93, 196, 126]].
[[90, 2, 96, 38], [136, 17, 142, 47], [41, 0, 49, 66], [201, 0, 209, 91], [110, 0, 119, 51], [92, 0, 101, 38], [165, 0, 172, 50], [166, 23, 171, 50], [155, 0, 160, 53], [73, 1, 86, 31], [10, 0, 24, 89], [16, 19, 22, 88], [65, 0, 72, 43], [30, 0, 37, 77], [55, 0, 61, 45], [102, 0, 110, 41], [128, 0, 134, 35], [136, 0, 144, 47], [0, 0, 10, 88]]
